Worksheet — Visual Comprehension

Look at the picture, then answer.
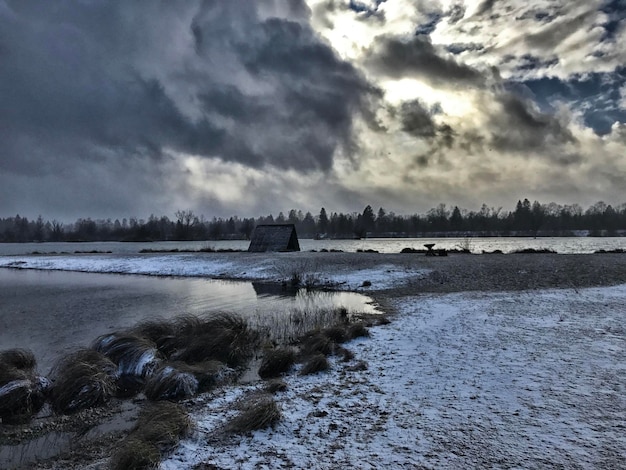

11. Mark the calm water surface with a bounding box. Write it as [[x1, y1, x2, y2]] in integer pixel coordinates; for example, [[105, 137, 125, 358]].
[[0, 236, 624, 255], [0, 269, 378, 373]]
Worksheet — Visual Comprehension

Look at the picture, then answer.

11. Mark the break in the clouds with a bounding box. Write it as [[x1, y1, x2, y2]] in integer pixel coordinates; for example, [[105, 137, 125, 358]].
[[1, 0, 625, 221]]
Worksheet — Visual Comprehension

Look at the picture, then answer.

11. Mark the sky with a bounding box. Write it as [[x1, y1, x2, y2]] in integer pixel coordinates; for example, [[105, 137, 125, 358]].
[[1, 0, 625, 221]]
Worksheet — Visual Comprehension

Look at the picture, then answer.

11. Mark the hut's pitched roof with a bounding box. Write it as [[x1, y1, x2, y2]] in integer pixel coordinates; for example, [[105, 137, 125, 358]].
[[247, 224, 300, 252]]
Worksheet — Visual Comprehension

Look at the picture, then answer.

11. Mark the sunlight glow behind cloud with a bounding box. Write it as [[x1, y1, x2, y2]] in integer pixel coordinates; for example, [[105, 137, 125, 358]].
[[0, 0, 624, 220]]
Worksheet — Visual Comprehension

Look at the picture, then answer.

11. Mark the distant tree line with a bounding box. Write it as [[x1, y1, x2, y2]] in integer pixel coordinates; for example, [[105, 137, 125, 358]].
[[1, 199, 625, 243]]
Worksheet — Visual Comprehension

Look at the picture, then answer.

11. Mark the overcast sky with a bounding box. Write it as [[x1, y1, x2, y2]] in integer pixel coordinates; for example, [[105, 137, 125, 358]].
[[1, 0, 625, 221]]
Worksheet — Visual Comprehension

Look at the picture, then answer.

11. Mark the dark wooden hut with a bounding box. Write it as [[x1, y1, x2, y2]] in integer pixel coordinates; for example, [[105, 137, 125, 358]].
[[248, 224, 300, 252]]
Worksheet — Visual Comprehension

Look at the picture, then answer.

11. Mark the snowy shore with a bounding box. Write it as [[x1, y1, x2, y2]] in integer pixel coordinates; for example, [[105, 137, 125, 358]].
[[2, 252, 626, 468], [3, 250, 626, 293], [160, 285, 626, 469]]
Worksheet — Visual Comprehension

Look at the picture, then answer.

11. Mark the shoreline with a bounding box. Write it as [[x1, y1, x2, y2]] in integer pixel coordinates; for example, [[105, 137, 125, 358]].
[[3, 252, 626, 312], [2, 252, 626, 468], [2, 251, 626, 299]]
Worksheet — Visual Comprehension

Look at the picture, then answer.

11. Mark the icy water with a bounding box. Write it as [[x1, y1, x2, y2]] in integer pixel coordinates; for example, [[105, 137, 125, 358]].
[[0, 236, 624, 255], [0, 269, 378, 468], [0, 269, 379, 374]]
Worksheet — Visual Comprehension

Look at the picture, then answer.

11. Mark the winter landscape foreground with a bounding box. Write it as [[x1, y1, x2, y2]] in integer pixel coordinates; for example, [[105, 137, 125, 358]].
[[160, 285, 626, 469], [2, 252, 625, 469]]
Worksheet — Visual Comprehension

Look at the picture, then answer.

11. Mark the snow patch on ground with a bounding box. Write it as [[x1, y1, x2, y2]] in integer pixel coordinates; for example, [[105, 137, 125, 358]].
[[0, 256, 425, 290], [322, 264, 427, 290], [0, 255, 238, 278], [161, 285, 626, 469]]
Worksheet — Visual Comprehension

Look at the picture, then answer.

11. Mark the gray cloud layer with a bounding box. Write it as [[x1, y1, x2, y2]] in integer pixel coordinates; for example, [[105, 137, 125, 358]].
[[0, 0, 374, 180], [365, 34, 485, 86], [1, 0, 624, 220]]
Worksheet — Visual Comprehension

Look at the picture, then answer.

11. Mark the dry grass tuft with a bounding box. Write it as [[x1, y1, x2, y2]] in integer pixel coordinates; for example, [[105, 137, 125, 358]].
[[131, 319, 178, 357], [300, 354, 329, 375], [174, 360, 227, 392], [133, 401, 192, 450], [109, 438, 161, 470], [348, 322, 370, 339], [0, 348, 37, 371], [171, 313, 259, 368], [0, 366, 48, 424], [114, 374, 145, 398], [336, 346, 355, 362], [258, 348, 295, 379], [322, 326, 349, 343], [49, 349, 117, 414], [265, 379, 288, 394], [299, 332, 334, 357], [225, 395, 281, 433], [110, 401, 191, 470], [0, 350, 48, 423], [144, 365, 198, 401], [92, 333, 161, 377]]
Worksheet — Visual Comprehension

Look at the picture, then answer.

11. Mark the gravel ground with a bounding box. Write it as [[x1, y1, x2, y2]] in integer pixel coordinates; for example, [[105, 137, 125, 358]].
[[224, 251, 626, 296]]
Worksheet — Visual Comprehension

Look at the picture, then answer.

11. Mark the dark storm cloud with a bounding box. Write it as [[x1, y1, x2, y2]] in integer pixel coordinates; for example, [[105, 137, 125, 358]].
[[445, 4, 467, 24], [0, 0, 375, 180], [473, 0, 497, 18], [487, 91, 577, 156], [365, 35, 485, 87], [397, 100, 457, 152], [398, 100, 437, 138]]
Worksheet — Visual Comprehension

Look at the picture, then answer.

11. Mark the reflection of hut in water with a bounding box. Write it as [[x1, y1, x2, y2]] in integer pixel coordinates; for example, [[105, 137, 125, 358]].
[[252, 281, 298, 297], [248, 224, 300, 252]]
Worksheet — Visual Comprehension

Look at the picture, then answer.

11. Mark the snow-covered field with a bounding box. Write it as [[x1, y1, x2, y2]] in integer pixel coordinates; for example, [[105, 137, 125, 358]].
[[158, 285, 626, 469], [2, 254, 625, 468]]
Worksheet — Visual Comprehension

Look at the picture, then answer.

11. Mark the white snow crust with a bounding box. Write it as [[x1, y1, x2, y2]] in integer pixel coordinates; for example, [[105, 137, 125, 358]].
[[0, 255, 426, 289], [3, 255, 625, 468], [160, 285, 626, 469]]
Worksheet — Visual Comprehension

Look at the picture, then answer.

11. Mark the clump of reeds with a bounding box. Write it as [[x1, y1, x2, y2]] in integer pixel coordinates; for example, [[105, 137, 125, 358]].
[[292, 319, 371, 377], [130, 319, 178, 357], [258, 348, 296, 379], [115, 374, 146, 398], [175, 360, 228, 392], [225, 395, 281, 434], [170, 313, 260, 368], [49, 349, 117, 414], [0, 348, 48, 424], [336, 346, 355, 362], [265, 379, 287, 394], [321, 326, 349, 343], [348, 322, 370, 339], [299, 332, 334, 357], [134, 401, 192, 450], [109, 439, 161, 470], [0, 348, 37, 371], [144, 365, 198, 401], [0, 369, 46, 424], [92, 333, 161, 377], [110, 401, 191, 470], [300, 354, 329, 375]]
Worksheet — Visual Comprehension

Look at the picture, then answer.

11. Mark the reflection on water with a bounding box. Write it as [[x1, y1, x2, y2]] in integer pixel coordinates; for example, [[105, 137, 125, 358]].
[[0, 269, 379, 468], [0, 269, 378, 374]]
